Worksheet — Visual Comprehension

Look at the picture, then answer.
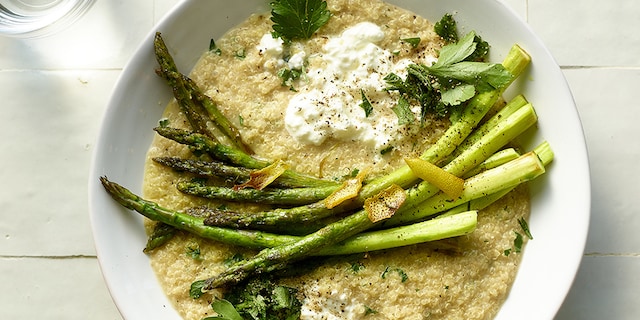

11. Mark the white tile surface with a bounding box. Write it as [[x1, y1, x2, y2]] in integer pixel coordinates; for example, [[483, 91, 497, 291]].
[[0, 257, 120, 319], [0, 70, 119, 256], [556, 256, 640, 319], [563, 68, 640, 254], [529, 0, 640, 67], [0, 0, 637, 319]]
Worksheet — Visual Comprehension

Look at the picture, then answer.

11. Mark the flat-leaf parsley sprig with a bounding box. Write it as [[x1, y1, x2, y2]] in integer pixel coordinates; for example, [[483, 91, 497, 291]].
[[270, 0, 331, 41], [385, 16, 514, 120]]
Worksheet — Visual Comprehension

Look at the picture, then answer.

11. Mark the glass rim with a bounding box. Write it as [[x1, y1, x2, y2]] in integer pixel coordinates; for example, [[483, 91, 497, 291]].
[[0, 0, 97, 38]]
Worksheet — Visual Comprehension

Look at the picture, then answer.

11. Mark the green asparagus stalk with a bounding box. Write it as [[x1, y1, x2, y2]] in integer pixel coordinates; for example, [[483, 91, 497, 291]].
[[384, 150, 546, 226], [154, 33, 217, 141], [153, 126, 339, 188], [154, 32, 251, 154], [100, 176, 297, 249], [100, 176, 476, 254], [394, 102, 537, 218], [446, 94, 528, 161], [171, 70, 249, 153], [143, 222, 177, 253], [154, 157, 329, 188], [176, 181, 337, 206], [153, 156, 254, 182], [440, 141, 554, 218], [462, 148, 520, 178], [318, 210, 477, 255]]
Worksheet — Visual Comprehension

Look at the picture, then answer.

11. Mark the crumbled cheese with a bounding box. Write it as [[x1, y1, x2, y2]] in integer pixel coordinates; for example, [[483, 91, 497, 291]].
[[257, 22, 437, 151], [285, 22, 412, 150], [287, 50, 306, 69], [257, 33, 284, 57], [300, 285, 361, 320]]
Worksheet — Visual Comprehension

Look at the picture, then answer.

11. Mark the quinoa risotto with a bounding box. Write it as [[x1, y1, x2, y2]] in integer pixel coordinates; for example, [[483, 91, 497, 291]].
[[142, 0, 530, 319]]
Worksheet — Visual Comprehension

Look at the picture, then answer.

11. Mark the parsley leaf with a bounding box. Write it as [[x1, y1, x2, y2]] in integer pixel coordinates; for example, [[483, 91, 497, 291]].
[[381, 266, 409, 282], [391, 96, 415, 125], [427, 31, 513, 92], [440, 83, 475, 106], [207, 299, 244, 320], [270, 0, 331, 41], [514, 231, 524, 253], [185, 244, 203, 261], [434, 13, 488, 61], [190, 280, 207, 299], [518, 217, 533, 239], [209, 39, 222, 55], [401, 37, 421, 48], [223, 275, 302, 320], [386, 27, 513, 121], [434, 13, 458, 43], [350, 261, 365, 273], [364, 305, 378, 315], [431, 31, 478, 67], [359, 89, 373, 117]]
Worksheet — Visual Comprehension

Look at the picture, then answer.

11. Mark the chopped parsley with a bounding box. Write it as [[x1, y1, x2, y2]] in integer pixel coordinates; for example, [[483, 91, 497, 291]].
[[186, 244, 203, 261], [364, 305, 378, 315], [158, 118, 170, 127], [381, 266, 408, 283], [221, 275, 302, 320], [359, 89, 373, 117], [391, 96, 416, 125], [270, 0, 331, 41], [401, 37, 421, 48], [206, 299, 243, 320], [518, 217, 533, 240], [434, 13, 458, 43], [277, 67, 303, 88], [190, 280, 207, 299], [349, 261, 365, 273], [513, 231, 524, 253], [385, 27, 512, 120], [504, 229, 527, 256], [380, 145, 394, 155], [209, 39, 222, 55]]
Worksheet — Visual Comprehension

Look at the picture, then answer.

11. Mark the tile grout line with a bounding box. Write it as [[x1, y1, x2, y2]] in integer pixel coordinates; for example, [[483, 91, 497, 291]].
[[561, 65, 640, 70], [0, 68, 124, 73], [0, 254, 98, 259], [583, 252, 640, 258]]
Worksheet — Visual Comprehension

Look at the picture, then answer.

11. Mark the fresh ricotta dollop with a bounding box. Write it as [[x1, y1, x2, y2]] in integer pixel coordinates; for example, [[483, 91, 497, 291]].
[[258, 22, 436, 151], [285, 22, 411, 150]]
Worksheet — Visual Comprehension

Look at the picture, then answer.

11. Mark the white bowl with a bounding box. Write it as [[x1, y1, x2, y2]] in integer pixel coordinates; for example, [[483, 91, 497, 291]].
[[89, 0, 590, 319]]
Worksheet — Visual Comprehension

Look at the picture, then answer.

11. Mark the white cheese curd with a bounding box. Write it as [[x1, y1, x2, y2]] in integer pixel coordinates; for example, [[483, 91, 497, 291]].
[[256, 33, 284, 57], [287, 50, 306, 69], [283, 22, 420, 150], [300, 284, 361, 320]]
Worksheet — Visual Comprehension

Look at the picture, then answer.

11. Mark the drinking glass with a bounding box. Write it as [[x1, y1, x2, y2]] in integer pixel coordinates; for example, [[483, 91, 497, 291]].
[[0, 0, 96, 38]]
